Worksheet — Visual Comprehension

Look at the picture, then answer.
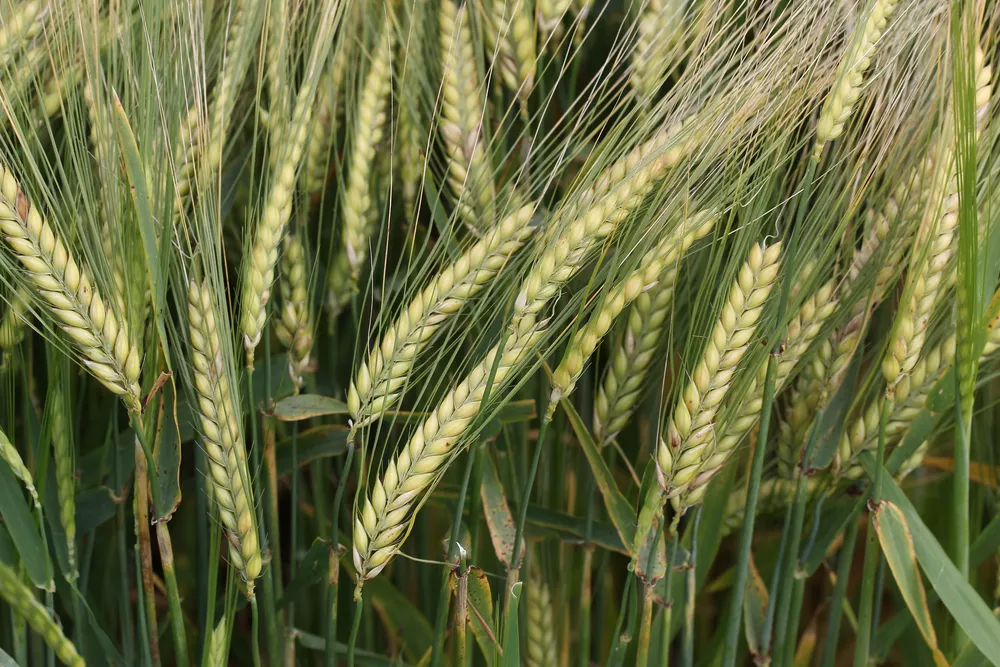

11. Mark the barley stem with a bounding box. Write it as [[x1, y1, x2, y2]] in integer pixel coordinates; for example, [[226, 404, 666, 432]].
[[156, 522, 190, 667]]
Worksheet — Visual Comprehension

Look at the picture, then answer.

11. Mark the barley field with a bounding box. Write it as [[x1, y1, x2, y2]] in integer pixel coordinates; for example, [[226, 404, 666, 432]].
[[1, 0, 999, 665]]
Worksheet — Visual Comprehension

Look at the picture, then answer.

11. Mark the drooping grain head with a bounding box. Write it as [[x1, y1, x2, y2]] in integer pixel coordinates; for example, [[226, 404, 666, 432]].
[[0, 560, 84, 667], [188, 280, 262, 593], [0, 163, 142, 412]]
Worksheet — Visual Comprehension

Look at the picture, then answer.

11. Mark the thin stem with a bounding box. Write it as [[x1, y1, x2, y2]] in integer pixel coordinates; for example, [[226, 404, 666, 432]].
[[819, 517, 859, 667], [721, 155, 817, 667], [636, 584, 654, 667], [347, 595, 363, 667], [431, 443, 478, 666], [509, 411, 553, 590], [953, 379, 972, 653], [852, 397, 891, 667], [325, 430, 356, 667], [771, 470, 810, 663], [681, 509, 701, 667], [156, 523, 190, 667], [251, 597, 262, 667]]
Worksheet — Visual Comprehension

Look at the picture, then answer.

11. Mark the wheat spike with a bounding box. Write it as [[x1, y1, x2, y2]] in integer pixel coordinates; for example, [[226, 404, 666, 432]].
[[440, 1, 496, 229], [0, 163, 142, 412], [0, 425, 39, 508], [677, 271, 834, 509], [240, 6, 339, 368], [328, 20, 395, 317], [631, 0, 686, 105], [174, 0, 254, 221], [274, 232, 314, 393], [536, 0, 573, 39], [0, 1, 47, 71], [882, 187, 958, 394], [814, 0, 898, 156], [550, 211, 716, 408], [348, 204, 537, 428], [207, 616, 229, 666], [0, 560, 84, 667], [480, 0, 536, 100], [657, 242, 782, 503], [48, 384, 77, 580], [0, 285, 29, 350], [188, 280, 262, 594], [354, 123, 695, 580], [525, 569, 558, 667], [305, 51, 347, 195]]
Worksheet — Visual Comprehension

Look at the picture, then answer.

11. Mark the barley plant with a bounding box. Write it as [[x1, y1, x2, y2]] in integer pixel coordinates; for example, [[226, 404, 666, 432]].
[[3, 1, 1000, 666]]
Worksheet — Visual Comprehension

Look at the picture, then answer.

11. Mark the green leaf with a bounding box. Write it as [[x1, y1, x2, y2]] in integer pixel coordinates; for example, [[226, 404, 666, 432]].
[[464, 566, 497, 666], [368, 577, 434, 663], [970, 513, 1000, 567], [743, 552, 769, 662], [272, 394, 349, 421], [559, 397, 636, 551], [277, 538, 332, 609], [277, 425, 349, 474], [0, 647, 18, 667], [801, 496, 865, 575], [0, 458, 51, 590], [499, 582, 522, 667], [112, 91, 169, 365], [805, 354, 859, 471], [294, 629, 407, 666], [152, 375, 182, 521], [872, 501, 947, 667], [75, 487, 119, 534], [862, 454, 1000, 662], [634, 462, 667, 586], [480, 454, 522, 567]]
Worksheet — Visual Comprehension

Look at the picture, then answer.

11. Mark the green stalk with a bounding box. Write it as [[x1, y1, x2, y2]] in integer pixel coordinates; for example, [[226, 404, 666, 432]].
[[637, 584, 654, 667], [819, 518, 860, 667], [325, 430, 356, 667], [245, 368, 281, 667], [156, 523, 190, 667], [508, 411, 553, 593], [771, 471, 810, 663], [288, 422, 299, 659], [721, 156, 817, 667], [250, 597, 262, 667], [200, 520, 222, 667], [852, 397, 891, 667], [579, 475, 597, 667], [134, 529, 153, 667], [347, 596, 363, 667], [680, 509, 701, 667], [781, 578, 806, 667], [431, 443, 478, 666]]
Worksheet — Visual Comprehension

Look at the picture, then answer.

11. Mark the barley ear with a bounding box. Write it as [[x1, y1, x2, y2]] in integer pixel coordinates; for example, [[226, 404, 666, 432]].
[[0, 285, 30, 351], [328, 20, 395, 317], [525, 568, 558, 667], [657, 242, 782, 503], [0, 163, 142, 412], [0, 560, 84, 667], [0, 1, 47, 72], [0, 425, 40, 508], [188, 280, 262, 593], [274, 232, 314, 393], [550, 211, 716, 410], [481, 0, 536, 100], [440, 1, 496, 230], [631, 0, 686, 105], [48, 383, 78, 580], [348, 204, 537, 426], [814, 0, 898, 156]]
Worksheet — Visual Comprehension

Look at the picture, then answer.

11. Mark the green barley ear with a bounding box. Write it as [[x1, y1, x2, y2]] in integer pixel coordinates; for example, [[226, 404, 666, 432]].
[[479, 0, 536, 100], [536, 0, 573, 39], [525, 567, 558, 667], [814, 0, 898, 157], [0, 1, 47, 71], [327, 18, 395, 318], [0, 285, 30, 351], [347, 204, 537, 428], [354, 122, 699, 581], [631, 0, 687, 105], [305, 52, 348, 196], [240, 0, 342, 367], [0, 560, 84, 667], [188, 280, 262, 595], [657, 242, 782, 503], [0, 425, 40, 508], [681, 277, 837, 506], [47, 381, 77, 580], [0, 163, 142, 413], [882, 189, 958, 395], [550, 211, 717, 410], [275, 231, 314, 393], [440, 0, 496, 230]]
